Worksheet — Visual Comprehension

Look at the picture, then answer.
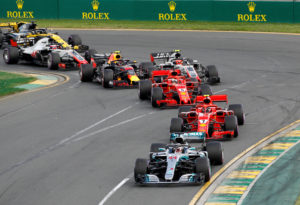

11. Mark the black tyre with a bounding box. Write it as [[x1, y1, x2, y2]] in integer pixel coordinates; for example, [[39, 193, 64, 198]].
[[178, 106, 192, 117], [150, 143, 167, 152], [151, 87, 163, 107], [68, 34, 82, 46], [224, 115, 238, 138], [199, 84, 213, 95], [80, 64, 94, 82], [195, 157, 211, 182], [207, 65, 220, 84], [103, 69, 114, 88], [228, 104, 245, 125], [134, 158, 148, 183], [47, 52, 60, 70], [138, 80, 152, 100], [170, 118, 183, 133], [85, 49, 96, 63], [206, 142, 224, 165], [3, 47, 19, 64], [0, 30, 3, 48], [139, 62, 154, 78]]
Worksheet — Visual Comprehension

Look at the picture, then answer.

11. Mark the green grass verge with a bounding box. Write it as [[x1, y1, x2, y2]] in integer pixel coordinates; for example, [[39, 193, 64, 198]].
[[0, 71, 36, 97], [1, 18, 300, 33]]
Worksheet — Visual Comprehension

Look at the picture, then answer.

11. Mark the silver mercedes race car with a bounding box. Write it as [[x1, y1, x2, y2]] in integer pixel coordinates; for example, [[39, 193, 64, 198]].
[[134, 140, 223, 185]]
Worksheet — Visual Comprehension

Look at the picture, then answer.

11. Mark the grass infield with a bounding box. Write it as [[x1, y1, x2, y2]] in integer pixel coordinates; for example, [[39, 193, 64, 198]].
[[1, 19, 300, 33], [0, 71, 36, 97]]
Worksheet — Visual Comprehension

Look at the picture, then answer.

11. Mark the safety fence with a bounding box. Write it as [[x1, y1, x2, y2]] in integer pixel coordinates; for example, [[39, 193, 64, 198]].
[[1, 0, 300, 23]]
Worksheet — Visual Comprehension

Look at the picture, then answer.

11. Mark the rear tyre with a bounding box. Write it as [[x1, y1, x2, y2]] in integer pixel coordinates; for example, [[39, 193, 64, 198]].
[[228, 104, 245, 125], [3, 47, 19, 64], [206, 65, 220, 84], [150, 143, 167, 152], [80, 64, 94, 82], [47, 52, 60, 70], [139, 62, 154, 78], [224, 115, 238, 138], [85, 49, 96, 63], [178, 106, 192, 117], [138, 80, 152, 100], [103, 69, 114, 88], [68, 34, 82, 46], [170, 118, 183, 132], [151, 87, 163, 107], [199, 84, 213, 95], [134, 158, 148, 183], [206, 142, 224, 165], [195, 157, 211, 182]]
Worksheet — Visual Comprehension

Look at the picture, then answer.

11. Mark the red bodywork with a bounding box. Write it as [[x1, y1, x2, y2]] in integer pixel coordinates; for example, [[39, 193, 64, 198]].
[[151, 70, 199, 107], [179, 95, 236, 140]]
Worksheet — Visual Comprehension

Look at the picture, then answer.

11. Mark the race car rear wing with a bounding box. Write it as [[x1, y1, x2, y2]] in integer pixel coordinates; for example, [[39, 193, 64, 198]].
[[150, 50, 181, 62], [195, 95, 228, 104]]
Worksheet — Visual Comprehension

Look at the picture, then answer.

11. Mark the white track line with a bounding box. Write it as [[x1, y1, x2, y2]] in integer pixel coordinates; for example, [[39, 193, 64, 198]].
[[98, 178, 130, 205], [72, 114, 146, 142], [58, 105, 132, 145]]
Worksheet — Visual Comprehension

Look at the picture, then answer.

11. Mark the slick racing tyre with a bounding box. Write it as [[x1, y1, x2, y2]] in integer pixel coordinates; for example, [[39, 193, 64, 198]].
[[139, 62, 154, 78], [0, 30, 3, 48], [151, 87, 163, 107], [170, 118, 183, 133], [134, 158, 148, 183], [150, 143, 167, 152], [103, 69, 114, 88], [199, 84, 213, 96], [228, 104, 245, 125], [3, 47, 19, 64], [206, 65, 220, 84], [68, 34, 82, 47], [85, 49, 96, 63], [138, 80, 152, 100], [47, 52, 60, 70], [80, 64, 94, 82], [195, 157, 211, 182], [206, 142, 224, 165], [225, 115, 238, 138], [178, 106, 192, 117]]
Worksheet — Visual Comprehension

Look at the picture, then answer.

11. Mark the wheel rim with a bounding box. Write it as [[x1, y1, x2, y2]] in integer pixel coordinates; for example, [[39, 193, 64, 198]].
[[3, 50, 9, 62]]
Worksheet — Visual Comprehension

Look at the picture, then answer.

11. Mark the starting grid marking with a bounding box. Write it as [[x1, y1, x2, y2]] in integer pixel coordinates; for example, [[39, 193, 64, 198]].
[[204, 126, 300, 205], [16, 74, 58, 90]]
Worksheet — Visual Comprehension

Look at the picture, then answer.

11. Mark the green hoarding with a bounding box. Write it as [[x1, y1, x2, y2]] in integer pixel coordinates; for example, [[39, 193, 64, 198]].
[[0, 0, 300, 23]]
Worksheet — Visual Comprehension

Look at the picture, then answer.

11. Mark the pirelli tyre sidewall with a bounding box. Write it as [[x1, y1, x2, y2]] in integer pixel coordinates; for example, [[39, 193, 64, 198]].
[[3, 47, 19, 64]]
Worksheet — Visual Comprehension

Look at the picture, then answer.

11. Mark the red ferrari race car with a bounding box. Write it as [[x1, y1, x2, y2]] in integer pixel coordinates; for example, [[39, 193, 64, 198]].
[[170, 95, 245, 141], [138, 69, 212, 108], [137, 50, 220, 84], [79, 51, 140, 88]]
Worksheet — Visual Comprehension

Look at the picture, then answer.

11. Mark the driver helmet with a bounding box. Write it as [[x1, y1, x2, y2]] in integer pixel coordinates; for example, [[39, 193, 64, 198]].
[[175, 147, 182, 153], [174, 59, 183, 65], [108, 51, 122, 64], [203, 95, 211, 104]]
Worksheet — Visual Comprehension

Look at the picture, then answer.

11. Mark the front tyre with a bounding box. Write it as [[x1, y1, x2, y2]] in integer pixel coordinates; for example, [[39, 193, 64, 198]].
[[134, 158, 148, 183], [47, 52, 60, 70], [151, 87, 163, 107]]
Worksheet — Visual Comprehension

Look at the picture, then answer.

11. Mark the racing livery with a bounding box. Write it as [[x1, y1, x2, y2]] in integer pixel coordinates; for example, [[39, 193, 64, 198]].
[[134, 140, 223, 184], [138, 50, 220, 84], [79, 51, 140, 88], [170, 95, 245, 140]]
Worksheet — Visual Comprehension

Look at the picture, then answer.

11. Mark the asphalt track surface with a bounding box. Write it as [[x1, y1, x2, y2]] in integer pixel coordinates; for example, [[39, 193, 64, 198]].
[[0, 30, 300, 205]]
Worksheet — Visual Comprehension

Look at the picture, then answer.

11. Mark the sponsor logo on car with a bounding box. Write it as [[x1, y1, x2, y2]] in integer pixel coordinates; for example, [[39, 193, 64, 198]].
[[159, 1, 187, 21], [237, 1, 267, 22], [6, 0, 34, 19], [82, 0, 109, 20]]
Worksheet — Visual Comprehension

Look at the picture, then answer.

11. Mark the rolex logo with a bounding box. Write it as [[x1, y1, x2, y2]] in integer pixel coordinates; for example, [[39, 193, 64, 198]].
[[16, 0, 24, 10], [247, 1, 256, 13], [91, 0, 100, 11], [168, 1, 176, 12]]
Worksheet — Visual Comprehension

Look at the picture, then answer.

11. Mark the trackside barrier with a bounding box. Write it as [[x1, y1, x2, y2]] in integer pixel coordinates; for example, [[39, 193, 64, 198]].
[[1, 0, 300, 23]]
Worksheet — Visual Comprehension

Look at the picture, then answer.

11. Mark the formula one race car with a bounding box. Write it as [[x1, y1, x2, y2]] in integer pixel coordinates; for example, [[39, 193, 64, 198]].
[[134, 141, 223, 184], [79, 51, 140, 88], [137, 50, 220, 84], [3, 33, 93, 70], [170, 95, 245, 140], [138, 69, 212, 108]]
